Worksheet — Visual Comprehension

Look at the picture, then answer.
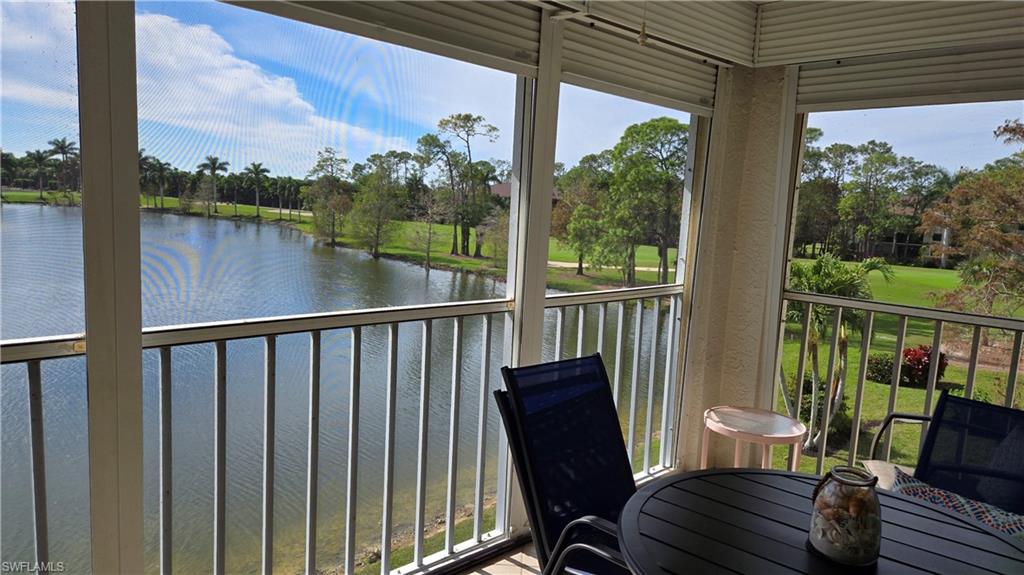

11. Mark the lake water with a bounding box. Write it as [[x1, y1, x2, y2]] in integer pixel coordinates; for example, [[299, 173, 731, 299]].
[[0, 204, 670, 574]]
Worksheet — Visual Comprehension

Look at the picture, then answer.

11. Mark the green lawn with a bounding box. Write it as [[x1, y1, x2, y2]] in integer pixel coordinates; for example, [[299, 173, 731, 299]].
[[548, 238, 676, 270], [793, 257, 960, 309], [773, 259, 1022, 473], [772, 306, 1020, 475]]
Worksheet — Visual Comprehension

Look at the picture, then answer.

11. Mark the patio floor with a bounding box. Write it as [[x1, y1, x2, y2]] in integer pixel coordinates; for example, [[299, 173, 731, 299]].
[[463, 544, 539, 575]]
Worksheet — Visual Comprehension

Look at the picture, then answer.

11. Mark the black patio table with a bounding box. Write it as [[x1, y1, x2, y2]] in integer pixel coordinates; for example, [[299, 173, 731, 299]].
[[617, 468, 1024, 574]]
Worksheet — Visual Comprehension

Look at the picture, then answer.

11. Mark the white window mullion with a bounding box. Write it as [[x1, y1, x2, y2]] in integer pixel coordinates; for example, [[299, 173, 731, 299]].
[[668, 114, 712, 467], [76, 2, 145, 572], [509, 16, 562, 367], [500, 15, 563, 539]]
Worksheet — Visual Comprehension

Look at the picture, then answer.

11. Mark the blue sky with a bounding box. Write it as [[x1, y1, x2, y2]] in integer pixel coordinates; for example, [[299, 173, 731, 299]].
[[2, 1, 1021, 178]]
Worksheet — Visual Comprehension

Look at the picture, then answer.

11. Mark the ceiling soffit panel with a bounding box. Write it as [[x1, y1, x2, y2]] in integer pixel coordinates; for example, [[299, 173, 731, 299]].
[[796, 44, 1024, 111], [236, 1, 543, 76], [756, 1, 1024, 66]]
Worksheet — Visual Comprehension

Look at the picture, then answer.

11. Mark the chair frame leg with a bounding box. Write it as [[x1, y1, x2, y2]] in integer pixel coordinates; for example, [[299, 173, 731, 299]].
[[700, 426, 710, 469]]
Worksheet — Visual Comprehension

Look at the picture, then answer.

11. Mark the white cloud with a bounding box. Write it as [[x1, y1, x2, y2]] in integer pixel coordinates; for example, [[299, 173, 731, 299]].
[[214, 4, 519, 163], [134, 13, 409, 175], [1, 78, 76, 109], [1, 2, 81, 152], [1, 4, 411, 175]]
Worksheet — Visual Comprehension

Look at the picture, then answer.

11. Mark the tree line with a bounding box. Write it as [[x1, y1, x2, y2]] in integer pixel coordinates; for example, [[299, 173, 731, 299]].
[[1, 137, 82, 200], [0, 113, 513, 261], [3, 114, 695, 288], [796, 128, 956, 262]]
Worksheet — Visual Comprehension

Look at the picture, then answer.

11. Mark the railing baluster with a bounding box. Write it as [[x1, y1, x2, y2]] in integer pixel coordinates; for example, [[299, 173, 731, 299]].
[[848, 312, 873, 466], [597, 302, 607, 358], [964, 326, 982, 399], [576, 305, 586, 357], [1006, 331, 1023, 408], [380, 324, 399, 574], [613, 302, 625, 409], [791, 304, 813, 471], [446, 317, 464, 554], [644, 298, 660, 474], [159, 347, 172, 575], [214, 340, 227, 575], [414, 320, 432, 566], [474, 315, 492, 541], [627, 300, 645, 465], [495, 311, 513, 535], [660, 295, 677, 468], [794, 304, 813, 419], [27, 360, 48, 567], [262, 335, 277, 575], [554, 306, 564, 360], [305, 331, 321, 575], [884, 316, 907, 461], [816, 308, 843, 475], [921, 321, 943, 451], [344, 327, 361, 575]]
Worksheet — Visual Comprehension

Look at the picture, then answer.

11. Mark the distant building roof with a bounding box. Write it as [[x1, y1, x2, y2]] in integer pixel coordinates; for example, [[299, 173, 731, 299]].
[[490, 181, 560, 200], [491, 181, 512, 199]]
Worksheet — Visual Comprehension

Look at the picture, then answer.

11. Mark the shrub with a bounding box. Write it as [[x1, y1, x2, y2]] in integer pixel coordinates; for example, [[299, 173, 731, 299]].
[[901, 345, 948, 387], [864, 346, 948, 388], [866, 353, 893, 383]]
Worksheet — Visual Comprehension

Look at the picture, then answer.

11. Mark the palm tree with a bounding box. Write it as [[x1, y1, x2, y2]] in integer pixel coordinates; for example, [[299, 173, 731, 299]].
[[150, 160, 170, 209], [47, 137, 78, 190], [244, 162, 270, 218], [471, 160, 501, 257], [26, 150, 53, 199], [274, 177, 285, 220], [139, 149, 154, 207], [785, 253, 894, 452], [197, 155, 229, 216]]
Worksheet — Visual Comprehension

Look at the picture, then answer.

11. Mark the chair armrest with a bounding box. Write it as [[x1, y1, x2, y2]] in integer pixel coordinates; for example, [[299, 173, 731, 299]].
[[543, 540, 626, 575], [869, 412, 932, 461], [543, 516, 620, 575]]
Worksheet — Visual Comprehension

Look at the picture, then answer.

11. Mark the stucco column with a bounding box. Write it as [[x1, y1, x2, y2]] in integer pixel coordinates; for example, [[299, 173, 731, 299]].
[[677, 65, 798, 469]]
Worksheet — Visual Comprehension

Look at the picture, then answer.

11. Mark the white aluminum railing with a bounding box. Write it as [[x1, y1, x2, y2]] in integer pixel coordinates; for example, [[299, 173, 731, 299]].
[[1, 284, 685, 575], [545, 283, 684, 477], [781, 290, 1024, 474]]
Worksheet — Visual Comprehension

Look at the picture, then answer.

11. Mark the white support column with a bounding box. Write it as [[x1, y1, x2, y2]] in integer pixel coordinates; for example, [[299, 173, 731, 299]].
[[76, 2, 144, 572], [678, 64, 799, 470], [503, 14, 563, 539], [761, 66, 803, 413]]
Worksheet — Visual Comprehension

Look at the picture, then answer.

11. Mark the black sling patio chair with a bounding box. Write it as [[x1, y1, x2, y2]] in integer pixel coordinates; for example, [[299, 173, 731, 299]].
[[868, 389, 1024, 513], [495, 354, 634, 575]]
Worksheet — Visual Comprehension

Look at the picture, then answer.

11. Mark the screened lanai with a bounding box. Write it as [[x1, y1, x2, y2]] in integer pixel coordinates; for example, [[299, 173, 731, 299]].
[[1, 1, 1022, 574]]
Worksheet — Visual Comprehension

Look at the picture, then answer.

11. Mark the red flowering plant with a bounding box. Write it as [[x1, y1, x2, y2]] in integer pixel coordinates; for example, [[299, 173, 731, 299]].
[[901, 345, 948, 388]]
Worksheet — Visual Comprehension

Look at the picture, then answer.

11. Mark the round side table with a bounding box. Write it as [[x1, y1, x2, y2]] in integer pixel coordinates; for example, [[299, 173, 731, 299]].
[[699, 406, 807, 471]]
